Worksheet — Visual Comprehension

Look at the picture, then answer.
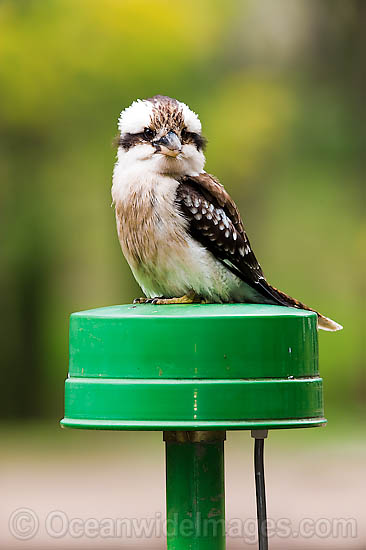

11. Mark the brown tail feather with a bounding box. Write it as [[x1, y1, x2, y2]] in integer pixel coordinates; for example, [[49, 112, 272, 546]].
[[262, 282, 343, 332]]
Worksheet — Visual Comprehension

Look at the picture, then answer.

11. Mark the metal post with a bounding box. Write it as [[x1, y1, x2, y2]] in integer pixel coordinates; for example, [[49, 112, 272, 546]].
[[164, 431, 226, 550], [252, 430, 269, 550]]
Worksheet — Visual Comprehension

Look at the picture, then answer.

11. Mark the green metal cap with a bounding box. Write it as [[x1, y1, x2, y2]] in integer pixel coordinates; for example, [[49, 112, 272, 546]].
[[61, 304, 326, 431]]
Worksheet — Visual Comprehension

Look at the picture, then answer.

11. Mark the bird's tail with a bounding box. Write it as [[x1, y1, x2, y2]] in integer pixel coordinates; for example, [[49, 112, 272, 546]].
[[258, 281, 343, 332]]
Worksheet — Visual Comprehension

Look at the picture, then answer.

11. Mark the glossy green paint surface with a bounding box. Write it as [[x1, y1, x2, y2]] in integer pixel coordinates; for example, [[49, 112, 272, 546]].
[[61, 303, 325, 430], [63, 377, 324, 425], [69, 304, 318, 379], [165, 435, 225, 550]]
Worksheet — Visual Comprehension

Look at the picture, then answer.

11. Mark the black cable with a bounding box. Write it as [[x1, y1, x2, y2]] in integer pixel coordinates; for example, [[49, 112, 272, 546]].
[[254, 437, 268, 550]]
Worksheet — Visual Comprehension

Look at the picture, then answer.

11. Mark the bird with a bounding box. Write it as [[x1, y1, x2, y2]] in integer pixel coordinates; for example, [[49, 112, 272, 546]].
[[112, 95, 342, 331]]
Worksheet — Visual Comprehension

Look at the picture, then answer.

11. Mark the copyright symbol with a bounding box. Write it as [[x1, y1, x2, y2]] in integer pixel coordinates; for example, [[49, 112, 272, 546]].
[[9, 508, 39, 540]]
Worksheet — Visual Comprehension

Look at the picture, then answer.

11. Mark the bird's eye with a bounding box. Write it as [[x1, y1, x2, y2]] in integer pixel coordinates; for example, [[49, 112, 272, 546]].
[[181, 128, 188, 140], [143, 128, 155, 140]]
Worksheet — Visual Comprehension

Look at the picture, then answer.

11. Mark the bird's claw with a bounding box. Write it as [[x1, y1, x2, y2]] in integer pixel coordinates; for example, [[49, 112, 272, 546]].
[[133, 297, 164, 304], [133, 297, 148, 304], [146, 297, 164, 304]]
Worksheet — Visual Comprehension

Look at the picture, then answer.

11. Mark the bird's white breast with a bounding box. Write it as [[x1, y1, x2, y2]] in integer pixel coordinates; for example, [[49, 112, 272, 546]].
[[112, 162, 253, 302]]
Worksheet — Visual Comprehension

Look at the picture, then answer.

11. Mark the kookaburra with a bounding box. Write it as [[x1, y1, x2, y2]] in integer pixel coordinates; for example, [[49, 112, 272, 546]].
[[112, 95, 342, 331]]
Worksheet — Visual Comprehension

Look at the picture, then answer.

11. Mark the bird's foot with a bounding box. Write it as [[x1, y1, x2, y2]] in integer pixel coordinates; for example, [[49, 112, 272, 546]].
[[150, 291, 202, 305], [133, 296, 165, 304], [133, 297, 148, 304]]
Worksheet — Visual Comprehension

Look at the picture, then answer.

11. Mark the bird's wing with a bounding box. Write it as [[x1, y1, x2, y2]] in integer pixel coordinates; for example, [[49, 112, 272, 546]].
[[176, 172, 289, 305]]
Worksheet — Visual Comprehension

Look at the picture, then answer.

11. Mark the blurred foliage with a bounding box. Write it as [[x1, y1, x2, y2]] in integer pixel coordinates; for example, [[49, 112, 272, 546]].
[[0, 0, 364, 422]]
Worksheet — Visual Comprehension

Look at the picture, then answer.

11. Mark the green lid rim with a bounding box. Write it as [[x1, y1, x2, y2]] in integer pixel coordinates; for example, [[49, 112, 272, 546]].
[[60, 417, 327, 431]]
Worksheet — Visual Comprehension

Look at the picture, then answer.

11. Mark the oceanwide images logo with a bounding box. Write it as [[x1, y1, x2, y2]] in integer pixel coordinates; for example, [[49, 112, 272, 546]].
[[8, 509, 357, 543], [9, 509, 39, 541]]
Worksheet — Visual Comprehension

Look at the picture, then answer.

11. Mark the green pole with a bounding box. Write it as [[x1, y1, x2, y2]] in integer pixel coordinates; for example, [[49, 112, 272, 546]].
[[164, 431, 226, 550]]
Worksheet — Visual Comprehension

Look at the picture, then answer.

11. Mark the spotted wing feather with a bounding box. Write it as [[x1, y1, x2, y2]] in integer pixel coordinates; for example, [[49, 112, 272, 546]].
[[176, 174, 290, 306]]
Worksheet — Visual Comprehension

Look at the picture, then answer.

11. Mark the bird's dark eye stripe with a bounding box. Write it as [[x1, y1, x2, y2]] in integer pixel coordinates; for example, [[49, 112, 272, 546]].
[[115, 129, 156, 150], [181, 130, 207, 151], [117, 132, 143, 150], [192, 133, 207, 151], [115, 128, 206, 151]]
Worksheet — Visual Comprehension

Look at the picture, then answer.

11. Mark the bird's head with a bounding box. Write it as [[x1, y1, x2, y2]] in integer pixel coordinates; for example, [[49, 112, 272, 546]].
[[115, 95, 206, 176]]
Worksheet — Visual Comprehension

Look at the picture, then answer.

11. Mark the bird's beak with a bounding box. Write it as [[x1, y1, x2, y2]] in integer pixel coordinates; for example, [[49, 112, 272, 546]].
[[153, 131, 182, 157]]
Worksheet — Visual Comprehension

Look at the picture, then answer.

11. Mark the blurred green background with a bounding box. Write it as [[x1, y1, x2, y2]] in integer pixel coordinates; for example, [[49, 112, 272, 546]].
[[1, 0, 364, 421], [0, 1, 365, 548]]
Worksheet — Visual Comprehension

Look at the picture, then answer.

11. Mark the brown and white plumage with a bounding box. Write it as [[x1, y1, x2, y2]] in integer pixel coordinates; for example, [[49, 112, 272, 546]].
[[112, 95, 342, 331]]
